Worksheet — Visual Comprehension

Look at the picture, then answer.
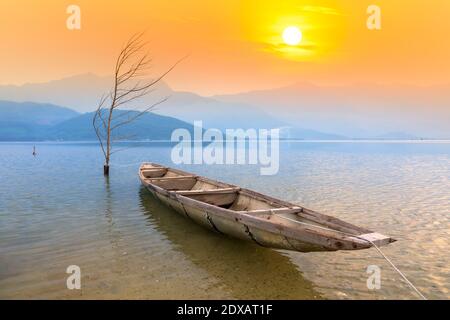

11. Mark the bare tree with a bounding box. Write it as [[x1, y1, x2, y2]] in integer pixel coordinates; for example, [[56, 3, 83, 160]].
[[93, 33, 184, 175]]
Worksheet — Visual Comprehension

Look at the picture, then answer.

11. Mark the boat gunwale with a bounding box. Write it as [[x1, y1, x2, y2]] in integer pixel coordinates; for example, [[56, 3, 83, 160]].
[[138, 163, 374, 248], [139, 163, 371, 231]]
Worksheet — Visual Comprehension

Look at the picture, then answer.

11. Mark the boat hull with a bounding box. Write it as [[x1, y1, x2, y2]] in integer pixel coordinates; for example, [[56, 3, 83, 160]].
[[146, 186, 364, 252], [140, 163, 394, 253]]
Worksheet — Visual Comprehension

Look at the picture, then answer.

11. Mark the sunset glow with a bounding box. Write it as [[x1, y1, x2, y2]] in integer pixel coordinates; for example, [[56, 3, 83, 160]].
[[0, 0, 450, 95], [1, 0, 449, 304]]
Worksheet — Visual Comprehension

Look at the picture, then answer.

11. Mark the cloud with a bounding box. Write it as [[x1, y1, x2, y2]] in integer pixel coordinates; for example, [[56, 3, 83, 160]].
[[300, 6, 342, 16], [263, 42, 317, 52], [255, 42, 317, 61]]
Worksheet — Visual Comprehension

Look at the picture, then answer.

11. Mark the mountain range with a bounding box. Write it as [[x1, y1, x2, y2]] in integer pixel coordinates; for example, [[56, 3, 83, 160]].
[[214, 82, 450, 139], [0, 101, 195, 141], [0, 100, 78, 140], [0, 74, 286, 131], [1, 73, 448, 140]]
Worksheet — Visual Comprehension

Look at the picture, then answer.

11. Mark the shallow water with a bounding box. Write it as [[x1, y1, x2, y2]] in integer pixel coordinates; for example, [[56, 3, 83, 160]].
[[0, 141, 448, 299]]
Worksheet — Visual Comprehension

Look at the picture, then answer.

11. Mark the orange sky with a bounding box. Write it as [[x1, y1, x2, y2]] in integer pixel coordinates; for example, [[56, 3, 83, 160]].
[[1, 0, 450, 95]]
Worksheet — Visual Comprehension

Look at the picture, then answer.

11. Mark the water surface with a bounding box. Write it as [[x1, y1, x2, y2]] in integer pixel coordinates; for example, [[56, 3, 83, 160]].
[[0, 141, 448, 299]]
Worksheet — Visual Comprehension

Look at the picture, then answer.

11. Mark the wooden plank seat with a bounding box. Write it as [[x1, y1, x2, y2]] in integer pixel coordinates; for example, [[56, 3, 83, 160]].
[[141, 168, 168, 178], [174, 187, 240, 195], [145, 175, 198, 191], [174, 187, 240, 207], [145, 175, 196, 181]]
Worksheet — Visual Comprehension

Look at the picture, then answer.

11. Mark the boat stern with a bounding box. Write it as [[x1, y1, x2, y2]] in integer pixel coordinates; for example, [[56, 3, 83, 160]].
[[349, 232, 396, 248]]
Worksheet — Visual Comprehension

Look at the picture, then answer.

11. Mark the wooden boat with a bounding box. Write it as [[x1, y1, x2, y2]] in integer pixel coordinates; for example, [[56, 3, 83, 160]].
[[139, 163, 395, 252]]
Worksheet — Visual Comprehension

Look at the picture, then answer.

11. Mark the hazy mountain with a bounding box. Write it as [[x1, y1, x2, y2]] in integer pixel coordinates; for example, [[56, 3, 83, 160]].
[[0, 74, 287, 131], [47, 110, 196, 141], [2, 74, 447, 139], [214, 82, 450, 139], [0, 99, 345, 141], [0, 100, 79, 140], [278, 127, 346, 140], [0, 100, 79, 125], [0, 100, 195, 141], [374, 132, 421, 140], [0, 74, 338, 138], [0, 74, 112, 113]]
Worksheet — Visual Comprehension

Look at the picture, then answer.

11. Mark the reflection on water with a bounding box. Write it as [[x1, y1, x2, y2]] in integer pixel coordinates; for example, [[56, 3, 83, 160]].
[[139, 188, 321, 299], [0, 141, 448, 299]]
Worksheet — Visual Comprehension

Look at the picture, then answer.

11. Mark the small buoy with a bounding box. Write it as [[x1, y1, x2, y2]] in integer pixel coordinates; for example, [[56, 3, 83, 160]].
[[32, 146, 37, 156]]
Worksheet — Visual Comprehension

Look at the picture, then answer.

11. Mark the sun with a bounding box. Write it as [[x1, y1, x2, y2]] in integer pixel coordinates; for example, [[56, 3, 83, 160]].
[[282, 26, 302, 46]]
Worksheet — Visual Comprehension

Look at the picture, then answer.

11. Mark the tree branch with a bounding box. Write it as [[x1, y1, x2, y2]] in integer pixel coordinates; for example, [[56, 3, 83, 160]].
[[91, 32, 186, 171]]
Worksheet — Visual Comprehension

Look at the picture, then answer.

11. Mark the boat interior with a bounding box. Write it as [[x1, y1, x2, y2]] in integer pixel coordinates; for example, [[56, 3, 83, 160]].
[[140, 163, 371, 236], [140, 164, 285, 211]]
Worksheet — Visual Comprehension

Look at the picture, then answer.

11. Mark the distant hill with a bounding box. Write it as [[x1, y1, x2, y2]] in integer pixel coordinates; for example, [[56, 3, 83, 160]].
[[3, 74, 444, 139], [0, 100, 197, 141], [0, 75, 354, 139], [0, 73, 112, 113], [278, 127, 346, 140], [0, 100, 79, 125], [0, 100, 351, 141], [374, 132, 421, 140], [0, 121, 49, 141], [0, 74, 288, 131], [214, 82, 450, 139], [0, 100, 79, 140], [47, 110, 196, 141]]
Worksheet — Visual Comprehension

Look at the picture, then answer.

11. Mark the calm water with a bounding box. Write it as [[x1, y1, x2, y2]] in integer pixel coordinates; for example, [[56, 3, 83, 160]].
[[0, 141, 449, 299]]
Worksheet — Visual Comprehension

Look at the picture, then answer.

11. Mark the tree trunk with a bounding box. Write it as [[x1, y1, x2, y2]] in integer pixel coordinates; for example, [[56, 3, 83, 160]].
[[103, 164, 110, 176]]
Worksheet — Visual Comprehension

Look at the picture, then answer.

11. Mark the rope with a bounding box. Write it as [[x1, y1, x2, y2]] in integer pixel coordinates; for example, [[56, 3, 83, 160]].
[[363, 239, 427, 300], [274, 212, 427, 300]]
